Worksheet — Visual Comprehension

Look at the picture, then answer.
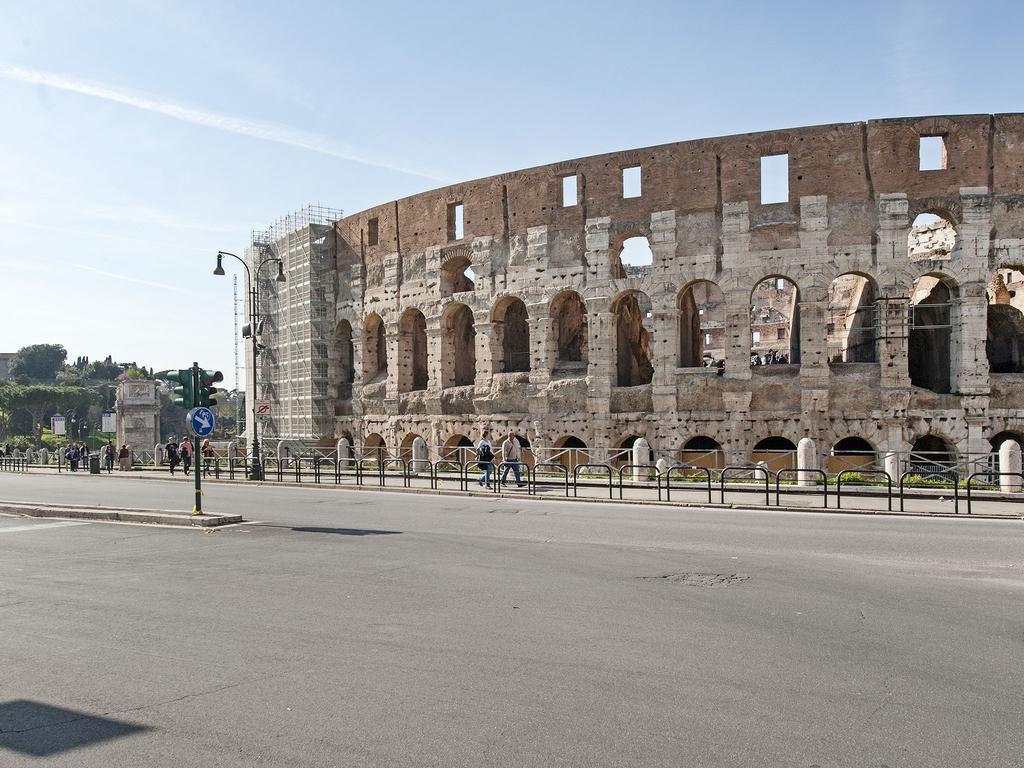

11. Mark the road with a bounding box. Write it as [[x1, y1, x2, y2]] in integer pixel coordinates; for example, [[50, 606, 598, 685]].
[[0, 473, 1021, 767]]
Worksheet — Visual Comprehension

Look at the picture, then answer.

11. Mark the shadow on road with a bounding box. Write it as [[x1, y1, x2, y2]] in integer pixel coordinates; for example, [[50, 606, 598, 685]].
[[289, 526, 401, 536], [0, 700, 149, 757]]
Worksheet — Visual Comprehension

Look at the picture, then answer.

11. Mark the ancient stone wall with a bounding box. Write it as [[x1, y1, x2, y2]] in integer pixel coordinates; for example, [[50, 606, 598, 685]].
[[321, 114, 1024, 470]]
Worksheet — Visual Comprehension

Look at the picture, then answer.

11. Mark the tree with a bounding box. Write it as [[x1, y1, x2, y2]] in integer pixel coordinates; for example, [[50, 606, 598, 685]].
[[84, 359, 123, 381], [9, 344, 68, 382], [0, 384, 98, 447]]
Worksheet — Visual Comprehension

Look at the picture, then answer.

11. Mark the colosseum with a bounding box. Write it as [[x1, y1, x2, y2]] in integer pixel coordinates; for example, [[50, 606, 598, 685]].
[[247, 113, 1024, 477]]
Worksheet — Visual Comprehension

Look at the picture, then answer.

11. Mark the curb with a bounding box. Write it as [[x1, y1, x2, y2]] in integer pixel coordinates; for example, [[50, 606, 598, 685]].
[[0, 501, 243, 527]]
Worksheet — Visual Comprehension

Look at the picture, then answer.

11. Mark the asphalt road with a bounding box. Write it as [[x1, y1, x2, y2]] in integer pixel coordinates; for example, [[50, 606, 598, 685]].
[[0, 473, 1021, 767]]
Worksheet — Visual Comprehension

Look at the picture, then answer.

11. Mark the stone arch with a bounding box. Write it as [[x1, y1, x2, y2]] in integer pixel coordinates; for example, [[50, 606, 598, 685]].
[[680, 435, 725, 470], [908, 211, 959, 261], [492, 296, 530, 373], [611, 289, 653, 386], [678, 280, 726, 368], [440, 254, 475, 296], [909, 273, 958, 393], [334, 319, 354, 399], [362, 313, 387, 382], [826, 273, 877, 363], [399, 431, 422, 462], [610, 232, 653, 279], [990, 430, 1024, 475], [441, 303, 476, 387], [751, 436, 797, 472], [398, 308, 429, 392], [986, 266, 1024, 373], [909, 433, 957, 478], [549, 290, 589, 369], [442, 433, 474, 465], [363, 432, 388, 461], [750, 276, 800, 365], [827, 436, 877, 474], [554, 435, 589, 471]]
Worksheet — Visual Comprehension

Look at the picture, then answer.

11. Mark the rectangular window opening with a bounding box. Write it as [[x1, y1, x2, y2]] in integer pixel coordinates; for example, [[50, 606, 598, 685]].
[[367, 217, 379, 246], [623, 166, 641, 199], [562, 175, 578, 207], [705, 333, 712, 345], [919, 135, 947, 171], [447, 202, 464, 241], [753, 330, 762, 344], [760, 153, 789, 204]]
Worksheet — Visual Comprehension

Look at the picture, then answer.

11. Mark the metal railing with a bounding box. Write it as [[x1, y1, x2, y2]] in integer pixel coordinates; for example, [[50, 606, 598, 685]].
[[775, 469, 829, 508]]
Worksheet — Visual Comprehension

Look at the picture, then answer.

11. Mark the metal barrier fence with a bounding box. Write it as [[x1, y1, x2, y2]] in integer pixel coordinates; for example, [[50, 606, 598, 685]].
[[0, 457, 28, 472]]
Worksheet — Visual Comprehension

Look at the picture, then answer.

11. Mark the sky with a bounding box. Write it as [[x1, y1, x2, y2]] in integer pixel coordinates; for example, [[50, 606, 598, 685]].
[[1, 0, 1021, 388]]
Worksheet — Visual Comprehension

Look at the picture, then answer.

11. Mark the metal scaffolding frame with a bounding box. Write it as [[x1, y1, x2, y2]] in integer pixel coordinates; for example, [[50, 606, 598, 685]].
[[247, 205, 343, 443]]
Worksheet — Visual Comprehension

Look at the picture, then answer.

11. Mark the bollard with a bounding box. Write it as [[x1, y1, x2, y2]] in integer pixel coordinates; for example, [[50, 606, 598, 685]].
[[998, 440, 1023, 492], [796, 437, 816, 487]]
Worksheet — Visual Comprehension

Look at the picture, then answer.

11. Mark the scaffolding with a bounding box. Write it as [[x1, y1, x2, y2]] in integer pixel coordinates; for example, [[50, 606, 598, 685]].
[[247, 204, 343, 443]]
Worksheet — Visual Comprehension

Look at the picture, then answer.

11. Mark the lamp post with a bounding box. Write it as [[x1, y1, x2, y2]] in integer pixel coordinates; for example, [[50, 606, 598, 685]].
[[214, 250, 285, 480]]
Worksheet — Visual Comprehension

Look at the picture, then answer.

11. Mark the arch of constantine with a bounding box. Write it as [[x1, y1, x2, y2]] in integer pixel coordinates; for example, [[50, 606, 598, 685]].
[[249, 114, 1024, 474]]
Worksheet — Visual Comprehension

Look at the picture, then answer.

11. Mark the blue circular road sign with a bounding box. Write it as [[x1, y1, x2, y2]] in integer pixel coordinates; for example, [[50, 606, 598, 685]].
[[187, 407, 216, 438]]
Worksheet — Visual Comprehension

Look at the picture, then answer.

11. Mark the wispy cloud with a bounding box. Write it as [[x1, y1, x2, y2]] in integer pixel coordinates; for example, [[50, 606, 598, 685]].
[[66, 262, 192, 295], [0, 62, 444, 181]]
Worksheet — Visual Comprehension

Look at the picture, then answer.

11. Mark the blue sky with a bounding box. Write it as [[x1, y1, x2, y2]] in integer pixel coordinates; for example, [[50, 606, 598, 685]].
[[1, 0, 1021, 387]]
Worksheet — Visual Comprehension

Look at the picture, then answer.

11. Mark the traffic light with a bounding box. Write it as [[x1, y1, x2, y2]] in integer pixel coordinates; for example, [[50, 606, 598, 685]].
[[167, 369, 195, 409], [198, 370, 223, 407]]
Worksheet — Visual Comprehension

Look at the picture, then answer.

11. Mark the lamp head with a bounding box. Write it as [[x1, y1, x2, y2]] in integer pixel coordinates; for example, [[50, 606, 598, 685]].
[[213, 253, 226, 276], [275, 261, 286, 282]]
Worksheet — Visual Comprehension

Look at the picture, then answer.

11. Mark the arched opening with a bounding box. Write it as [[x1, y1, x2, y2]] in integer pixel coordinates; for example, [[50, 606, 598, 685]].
[[827, 274, 877, 363], [398, 308, 428, 392], [610, 235, 653, 279], [908, 212, 958, 261], [750, 277, 800, 366], [828, 436, 877, 474], [680, 436, 725, 471], [987, 268, 1024, 373], [554, 435, 589, 471], [909, 274, 958, 393], [550, 290, 589, 370], [399, 432, 422, 463], [442, 433, 475, 465], [678, 281, 726, 368], [363, 433, 388, 462], [440, 255, 475, 296], [614, 434, 649, 468], [612, 290, 653, 386], [334, 320, 354, 399], [909, 434, 957, 479], [493, 297, 530, 373], [751, 436, 796, 472], [441, 304, 476, 387], [362, 313, 387, 383]]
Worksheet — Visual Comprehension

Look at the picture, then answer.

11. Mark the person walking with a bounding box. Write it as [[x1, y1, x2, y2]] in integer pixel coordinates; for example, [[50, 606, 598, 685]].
[[103, 441, 115, 473], [166, 439, 180, 475], [118, 444, 130, 471], [201, 439, 214, 477], [179, 437, 194, 476], [68, 443, 79, 472], [80, 443, 90, 468], [476, 430, 494, 488], [500, 431, 526, 488]]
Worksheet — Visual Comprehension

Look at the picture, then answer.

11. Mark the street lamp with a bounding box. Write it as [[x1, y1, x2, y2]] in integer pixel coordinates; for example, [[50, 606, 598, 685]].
[[214, 249, 285, 481]]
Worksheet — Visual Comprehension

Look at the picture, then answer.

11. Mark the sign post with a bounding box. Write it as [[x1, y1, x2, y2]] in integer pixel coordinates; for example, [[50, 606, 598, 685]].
[[185, 363, 217, 516]]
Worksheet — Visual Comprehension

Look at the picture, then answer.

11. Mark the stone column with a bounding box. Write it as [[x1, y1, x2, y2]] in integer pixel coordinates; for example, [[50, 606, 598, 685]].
[[411, 435, 429, 473], [797, 437, 816, 486], [632, 437, 652, 482], [337, 437, 353, 468], [998, 440, 1022, 492], [723, 290, 752, 381]]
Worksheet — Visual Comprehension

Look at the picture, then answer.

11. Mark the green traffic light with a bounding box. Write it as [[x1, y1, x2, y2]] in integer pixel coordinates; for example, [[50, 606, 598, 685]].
[[167, 369, 195, 409]]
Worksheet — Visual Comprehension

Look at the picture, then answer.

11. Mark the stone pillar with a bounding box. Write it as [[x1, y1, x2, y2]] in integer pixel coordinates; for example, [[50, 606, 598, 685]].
[[656, 456, 671, 476], [883, 451, 900, 482], [632, 437, 652, 482], [797, 437, 816, 486], [411, 435, 429, 473], [116, 380, 159, 457], [998, 440, 1022, 492], [337, 437, 353, 468], [723, 289, 752, 381], [155, 443, 164, 465], [39, 448, 48, 466]]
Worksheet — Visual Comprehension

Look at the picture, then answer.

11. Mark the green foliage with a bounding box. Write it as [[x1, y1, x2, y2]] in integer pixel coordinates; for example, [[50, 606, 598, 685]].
[[0, 383, 99, 447], [9, 344, 68, 382]]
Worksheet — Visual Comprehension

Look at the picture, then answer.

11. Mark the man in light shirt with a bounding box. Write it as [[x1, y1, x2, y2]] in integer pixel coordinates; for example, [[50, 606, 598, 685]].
[[500, 431, 526, 488]]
